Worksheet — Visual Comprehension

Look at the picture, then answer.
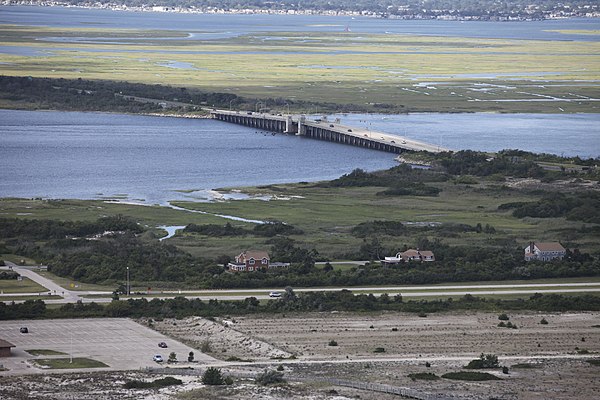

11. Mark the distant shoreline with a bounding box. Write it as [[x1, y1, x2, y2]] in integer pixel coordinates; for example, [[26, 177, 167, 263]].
[[3, 2, 599, 22]]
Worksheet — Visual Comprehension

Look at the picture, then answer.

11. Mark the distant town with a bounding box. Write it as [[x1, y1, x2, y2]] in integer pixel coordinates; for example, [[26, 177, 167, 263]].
[[3, 0, 600, 20]]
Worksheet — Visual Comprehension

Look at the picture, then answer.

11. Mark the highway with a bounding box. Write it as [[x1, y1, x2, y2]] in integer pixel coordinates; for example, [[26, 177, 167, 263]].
[[2, 264, 599, 305]]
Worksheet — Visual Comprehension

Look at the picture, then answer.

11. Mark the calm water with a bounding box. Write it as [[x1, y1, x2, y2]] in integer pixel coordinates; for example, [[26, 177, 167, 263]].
[[0, 110, 397, 203], [332, 113, 600, 158], [1, 110, 598, 203], [1, 6, 599, 42]]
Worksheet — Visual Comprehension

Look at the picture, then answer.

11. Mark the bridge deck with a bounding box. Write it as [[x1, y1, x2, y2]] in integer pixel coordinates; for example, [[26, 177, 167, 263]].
[[209, 109, 450, 154]]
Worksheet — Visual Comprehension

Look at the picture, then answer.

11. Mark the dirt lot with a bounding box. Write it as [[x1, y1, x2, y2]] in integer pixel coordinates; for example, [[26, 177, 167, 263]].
[[1, 312, 599, 399]]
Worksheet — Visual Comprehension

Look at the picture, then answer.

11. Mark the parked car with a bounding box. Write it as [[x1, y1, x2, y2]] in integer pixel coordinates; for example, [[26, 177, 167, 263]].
[[153, 354, 164, 363], [158, 342, 168, 348], [329, 124, 334, 127], [347, 129, 352, 132], [20, 327, 28, 334], [269, 291, 282, 298]]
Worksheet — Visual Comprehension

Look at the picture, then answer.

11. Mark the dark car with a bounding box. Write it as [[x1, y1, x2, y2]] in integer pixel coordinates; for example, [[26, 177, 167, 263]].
[[329, 124, 334, 127], [158, 342, 168, 348], [20, 327, 28, 333]]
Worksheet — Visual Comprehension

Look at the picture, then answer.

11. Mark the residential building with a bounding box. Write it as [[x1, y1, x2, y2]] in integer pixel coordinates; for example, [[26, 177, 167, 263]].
[[227, 251, 290, 272], [381, 249, 435, 266], [524, 242, 566, 261]]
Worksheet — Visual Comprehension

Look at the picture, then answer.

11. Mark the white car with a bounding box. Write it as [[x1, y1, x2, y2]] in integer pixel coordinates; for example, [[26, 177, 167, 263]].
[[269, 291, 281, 298], [153, 354, 163, 363]]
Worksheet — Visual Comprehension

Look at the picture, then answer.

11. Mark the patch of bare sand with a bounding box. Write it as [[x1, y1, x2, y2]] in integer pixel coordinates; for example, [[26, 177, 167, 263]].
[[504, 177, 599, 192], [149, 316, 292, 361]]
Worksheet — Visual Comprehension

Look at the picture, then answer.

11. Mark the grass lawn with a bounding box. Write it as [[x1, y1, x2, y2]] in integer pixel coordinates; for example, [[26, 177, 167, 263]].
[[26, 349, 67, 356], [32, 357, 108, 369], [36, 271, 114, 292], [0, 277, 47, 293]]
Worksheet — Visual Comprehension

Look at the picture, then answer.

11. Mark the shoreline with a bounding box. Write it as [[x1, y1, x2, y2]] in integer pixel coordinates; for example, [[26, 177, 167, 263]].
[[3, 2, 599, 21]]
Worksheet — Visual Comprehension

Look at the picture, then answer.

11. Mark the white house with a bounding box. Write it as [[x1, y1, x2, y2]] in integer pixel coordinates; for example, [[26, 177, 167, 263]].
[[524, 242, 566, 261]]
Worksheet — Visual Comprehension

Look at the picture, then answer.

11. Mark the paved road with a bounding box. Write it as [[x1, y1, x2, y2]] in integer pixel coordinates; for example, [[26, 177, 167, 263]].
[[3, 263, 600, 304], [3, 262, 82, 302]]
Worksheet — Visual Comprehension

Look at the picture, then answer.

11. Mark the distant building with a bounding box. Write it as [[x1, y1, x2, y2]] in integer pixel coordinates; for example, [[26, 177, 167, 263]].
[[524, 242, 566, 261], [0, 339, 15, 357], [381, 249, 435, 266], [228, 251, 290, 272]]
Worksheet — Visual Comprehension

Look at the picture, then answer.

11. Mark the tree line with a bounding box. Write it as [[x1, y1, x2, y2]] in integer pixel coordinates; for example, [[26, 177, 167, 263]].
[[2, 291, 600, 321]]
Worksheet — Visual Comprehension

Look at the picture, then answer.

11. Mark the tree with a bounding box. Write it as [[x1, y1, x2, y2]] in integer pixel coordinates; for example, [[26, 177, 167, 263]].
[[202, 367, 225, 385], [168, 352, 177, 363], [188, 351, 194, 362]]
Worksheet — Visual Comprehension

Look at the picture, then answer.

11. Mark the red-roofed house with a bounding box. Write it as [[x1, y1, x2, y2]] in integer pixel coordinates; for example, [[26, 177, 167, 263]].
[[524, 241, 566, 261], [381, 249, 435, 265]]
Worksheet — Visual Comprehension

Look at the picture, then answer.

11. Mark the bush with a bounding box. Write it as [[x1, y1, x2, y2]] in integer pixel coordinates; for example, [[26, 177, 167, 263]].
[[328, 340, 338, 346], [540, 318, 549, 325], [498, 313, 510, 321], [124, 376, 182, 389], [465, 353, 500, 369], [442, 372, 501, 381], [202, 367, 225, 385], [373, 347, 386, 353], [408, 372, 439, 381], [256, 369, 285, 386], [502, 366, 509, 374]]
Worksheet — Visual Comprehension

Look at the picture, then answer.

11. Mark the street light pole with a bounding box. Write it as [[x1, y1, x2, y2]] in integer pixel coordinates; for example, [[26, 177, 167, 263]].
[[126, 266, 130, 296], [229, 99, 234, 111]]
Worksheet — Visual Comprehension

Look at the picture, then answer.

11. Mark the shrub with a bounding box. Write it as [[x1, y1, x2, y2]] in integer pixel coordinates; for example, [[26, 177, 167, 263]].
[[200, 340, 212, 353], [277, 365, 284, 371], [373, 347, 386, 353], [442, 372, 501, 381], [124, 376, 182, 389], [256, 369, 285, 386], [328, 340, 338, 346], [391, 327, 398, 332], [502, 366, 509, 374], [408, 372, 439, 381], [425, 362, 431, 368], [465, 353, 500, 369], [202, 367, 225, 385], [540, 318, 548, 325], [498, 313, 509, 321]]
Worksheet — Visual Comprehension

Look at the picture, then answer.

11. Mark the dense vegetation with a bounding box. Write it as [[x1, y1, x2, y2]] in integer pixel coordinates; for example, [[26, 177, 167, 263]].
[[500, 192, 600, 224], [2, 291, 600, 320], [1, 148, 598, 289], [184, 221, 303, 237], [29, 1, 597, 20], [0, 75, 352, 114]]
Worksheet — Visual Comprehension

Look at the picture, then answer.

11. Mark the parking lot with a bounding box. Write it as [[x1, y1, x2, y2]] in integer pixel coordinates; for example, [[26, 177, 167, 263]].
[[0, 318, 215, 374]]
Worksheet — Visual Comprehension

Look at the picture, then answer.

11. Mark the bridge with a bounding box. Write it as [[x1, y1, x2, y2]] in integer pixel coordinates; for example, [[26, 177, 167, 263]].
[[210, 109, 449, 154]]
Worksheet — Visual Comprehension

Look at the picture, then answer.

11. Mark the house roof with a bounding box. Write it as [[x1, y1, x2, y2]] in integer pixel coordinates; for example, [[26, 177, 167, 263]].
[[240, 250, 270, 260], [419, 251, 435, 258], [0, 339, 15, 348], [534, 242, 565, 252], [401, 249, 421, 257]]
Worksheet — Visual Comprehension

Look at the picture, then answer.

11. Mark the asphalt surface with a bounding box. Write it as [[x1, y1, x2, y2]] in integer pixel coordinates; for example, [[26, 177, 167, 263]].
[[2, 264, 600, 305], [0, 318, 214, 375]]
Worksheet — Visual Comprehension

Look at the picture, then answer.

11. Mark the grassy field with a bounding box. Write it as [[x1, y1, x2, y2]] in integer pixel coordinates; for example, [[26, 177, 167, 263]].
[[1, 176, 598, 261], [32, 357, 108, 369], [0, 277, 47, 294], [1, 25, 598, 113], [26, 349, 67, 356]]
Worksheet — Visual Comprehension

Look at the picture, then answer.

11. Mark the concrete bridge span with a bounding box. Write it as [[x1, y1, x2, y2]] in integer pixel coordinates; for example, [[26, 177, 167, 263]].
[[210, 109, 449, 154]]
